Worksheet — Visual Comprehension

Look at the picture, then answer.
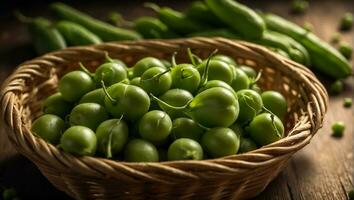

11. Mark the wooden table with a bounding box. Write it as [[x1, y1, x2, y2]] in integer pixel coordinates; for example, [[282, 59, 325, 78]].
[[0, 0, 353, 199]]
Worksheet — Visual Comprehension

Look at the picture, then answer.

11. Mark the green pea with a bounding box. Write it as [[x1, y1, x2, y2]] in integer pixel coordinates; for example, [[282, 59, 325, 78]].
[[139, 110, 172, 143], [197, 60, 234, 85], [104, 83, 150, 121], [340, 12, 353, 31], [130, 77, 141, 87], [140, 67, 172, 96], [231, 68, 250, 92], [338, 42, 352, 60], [43, 92, 73, 118], [290, 0, 309, 14], [132, 57, 165, 77], [124, 139, 159, 162], [79, 88, 105, 106], [96, 119, 129, 158], [168, 138, 203, 161], [60, 126, 97, 156], [261, 91, 287, 119], [201, 127, 239, 158], [170, 117, 204, 142], [331, 121, 345, 138], [59, 70, 95, 102], [69, 103, 109, 131], [343, 98, 352, 108], [330, 80, 344, 95], [159, 89, 193, 119], [239, 136, 258, 153], [239, 65, 257, 79], [247, 113, 284, 146], [94, 62, 127, 87], [198, 80, 236, 97], [237, 89, 263, 123], [171, 64, 201, 94], [31, 114, 66, 144], [212, 54, 237, 66]]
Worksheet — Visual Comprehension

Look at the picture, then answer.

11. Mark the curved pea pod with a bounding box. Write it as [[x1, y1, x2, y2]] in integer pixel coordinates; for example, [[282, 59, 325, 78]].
[[51, 2, 142, 41], [205, 0, 265, 39], [252, 30, 309, 64], [185, 1, 224, 27], [146, 3, 212, 35], [133, 17, 179, 39], [25, 17, 66, 55], [269, 48, 291, 59], [56, 21, 102, 46], [188, 29, 241, 39], [263, 13, 352, 79], [267, 31, 311, 66]]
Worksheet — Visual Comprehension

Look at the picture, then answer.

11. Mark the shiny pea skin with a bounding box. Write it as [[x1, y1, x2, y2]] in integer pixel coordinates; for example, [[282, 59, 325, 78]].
[[69, 103, 109, 131], [43, 92, 73, 118], [124, 139, 159, 162], [60, 126, 97, 156], [170, 117, 204, 141], [159, 89, 193, 119], [168, 138, 203, 161], [59, 70, 95, 102], [96, 119, 129, 158], [31, 114, 66, 144], [79, 88, 105, 106]]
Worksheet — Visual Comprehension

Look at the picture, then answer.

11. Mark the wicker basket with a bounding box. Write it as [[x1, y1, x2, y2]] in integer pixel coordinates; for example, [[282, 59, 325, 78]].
[[0, 38, 328, 200]]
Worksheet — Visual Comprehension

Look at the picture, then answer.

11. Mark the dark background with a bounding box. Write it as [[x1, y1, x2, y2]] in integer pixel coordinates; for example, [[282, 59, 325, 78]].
[[0, 0, 353, 200]]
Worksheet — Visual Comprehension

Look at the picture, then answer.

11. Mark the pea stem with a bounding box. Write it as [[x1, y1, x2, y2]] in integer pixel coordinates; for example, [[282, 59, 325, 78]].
[[101, 80, 117, 104], [250, 69, 263, 86], [105, 115, 124, 158], [262, 106, 282, 138], [150, 93, 191, 111], [104, 51, 115, 63], [171, 52, 178, 67], [187, 48, 202, 66], [79, 62, 94, 78], [140, 68, 171, 83], [200, 49, 219, 86]]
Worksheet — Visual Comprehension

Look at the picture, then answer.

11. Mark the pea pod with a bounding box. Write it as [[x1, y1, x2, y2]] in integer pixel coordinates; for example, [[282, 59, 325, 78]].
[[253, 30, 309, 65], [185, 1, 224, 27], [146, 3, 212, 35], [56, 20, 102, 46], [205, 0, 265, 39], [16, 13, 66, 55], [188, 29, 241, 39], [263, 13, 352, 79], [50, 2, 142, 41], [134, 17, 179, 39]]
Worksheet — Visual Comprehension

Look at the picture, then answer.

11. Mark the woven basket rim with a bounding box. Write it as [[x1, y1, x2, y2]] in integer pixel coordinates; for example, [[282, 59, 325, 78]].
[[0, 37, 328, 176]]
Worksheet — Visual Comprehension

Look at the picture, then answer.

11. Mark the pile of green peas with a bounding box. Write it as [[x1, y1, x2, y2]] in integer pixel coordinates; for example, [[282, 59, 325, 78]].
[[31, 50, 288, 162]]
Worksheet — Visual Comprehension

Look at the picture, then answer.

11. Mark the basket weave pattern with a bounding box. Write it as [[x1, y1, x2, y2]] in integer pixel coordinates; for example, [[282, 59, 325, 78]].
[[0, 38, 328, 200]]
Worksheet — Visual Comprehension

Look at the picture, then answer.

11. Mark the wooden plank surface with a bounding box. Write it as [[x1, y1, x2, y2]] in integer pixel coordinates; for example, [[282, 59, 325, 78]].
[[0, 0, 353, 199]]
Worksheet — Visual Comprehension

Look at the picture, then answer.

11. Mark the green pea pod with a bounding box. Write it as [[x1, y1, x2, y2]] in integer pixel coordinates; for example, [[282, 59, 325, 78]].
[[188, 29, 241, 39], [185, 1, 224, 27], [269, 48, 291, 59], [56, 21, 102, 46], [146, 3, 212, 35], [50, 2, 142, 41], [205, 0, 265, 39], [16, 13, 67, 55], [263, 13, 352, 79], [252, 31, 309, 65], [134, 17, 179, 39], [31, 18, 67, 55], [266, 31, 311, 66]]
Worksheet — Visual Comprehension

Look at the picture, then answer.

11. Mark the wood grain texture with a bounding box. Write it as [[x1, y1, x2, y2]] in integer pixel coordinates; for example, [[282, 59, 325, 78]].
[[0, 0, 353, 199]]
